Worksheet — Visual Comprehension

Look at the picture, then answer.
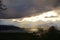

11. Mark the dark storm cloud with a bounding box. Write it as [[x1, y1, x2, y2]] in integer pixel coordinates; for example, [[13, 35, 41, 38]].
[[53, 0, 60, 7], [1, 0, 60, 18]]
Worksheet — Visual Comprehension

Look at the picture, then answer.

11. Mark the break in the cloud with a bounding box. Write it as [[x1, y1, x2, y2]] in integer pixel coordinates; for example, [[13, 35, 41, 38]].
[[1, 0, 60, 18], [0, 19, 60, 30], [0, 10, 60, 30]]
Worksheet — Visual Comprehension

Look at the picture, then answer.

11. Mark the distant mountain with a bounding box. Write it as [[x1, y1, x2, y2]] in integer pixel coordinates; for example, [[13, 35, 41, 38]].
[[0, 25, 27, 32]]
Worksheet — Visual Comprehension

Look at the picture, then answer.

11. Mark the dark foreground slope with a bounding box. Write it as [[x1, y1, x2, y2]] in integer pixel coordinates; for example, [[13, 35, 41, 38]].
[[0, 25, 60, 40]]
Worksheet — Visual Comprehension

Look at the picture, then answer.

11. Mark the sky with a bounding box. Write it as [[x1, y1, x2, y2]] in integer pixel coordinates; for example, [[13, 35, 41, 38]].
[[0, 10, 60, 30], [0, 0, 60, 32], [1, 0, 60, 18]]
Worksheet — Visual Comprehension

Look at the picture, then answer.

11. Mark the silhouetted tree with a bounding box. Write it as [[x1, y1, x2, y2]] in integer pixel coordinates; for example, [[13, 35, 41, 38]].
[[48, 26, 57, 32], [41, 26, 60, 40]]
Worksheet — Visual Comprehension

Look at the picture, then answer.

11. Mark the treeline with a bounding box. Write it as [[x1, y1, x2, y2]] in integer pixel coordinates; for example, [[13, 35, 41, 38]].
[[0, 26, 60, 40]]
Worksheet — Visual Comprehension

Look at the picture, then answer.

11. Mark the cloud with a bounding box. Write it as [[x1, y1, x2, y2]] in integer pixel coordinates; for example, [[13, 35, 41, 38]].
[[2, 0, 60, 18], [0, 19, 60, 31]]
